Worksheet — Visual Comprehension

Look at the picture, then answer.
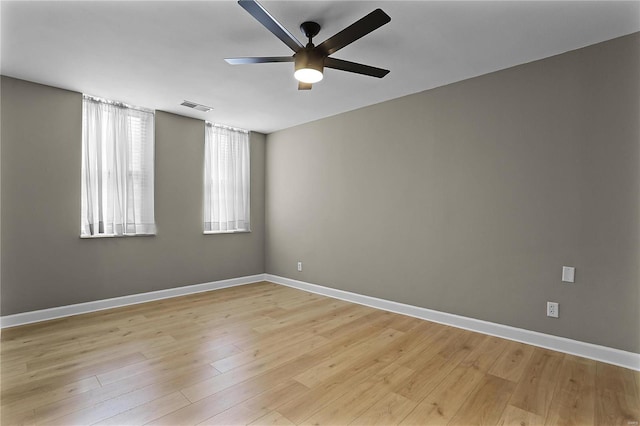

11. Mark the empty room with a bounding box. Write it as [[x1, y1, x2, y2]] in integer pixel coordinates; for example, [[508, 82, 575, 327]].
[[1, 1, 639, 425]]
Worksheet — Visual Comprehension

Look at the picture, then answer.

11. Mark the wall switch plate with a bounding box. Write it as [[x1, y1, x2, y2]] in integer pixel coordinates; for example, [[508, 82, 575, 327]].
[[547, 301, 559, 318], [297, 261, 302, 272], [562, 266, 575, 283]]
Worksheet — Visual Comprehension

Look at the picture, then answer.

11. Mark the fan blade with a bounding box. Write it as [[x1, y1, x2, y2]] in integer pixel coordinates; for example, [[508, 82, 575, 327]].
[[317, 9, 390, 56], [298, 82, 312, 90], [238, 0, 303, 52], [324, 57, 389, 78], [225, 56, 294, 65]]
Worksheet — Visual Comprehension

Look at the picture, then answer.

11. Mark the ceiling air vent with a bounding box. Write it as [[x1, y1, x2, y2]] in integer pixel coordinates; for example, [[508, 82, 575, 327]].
[[180, 100, 213, 112]]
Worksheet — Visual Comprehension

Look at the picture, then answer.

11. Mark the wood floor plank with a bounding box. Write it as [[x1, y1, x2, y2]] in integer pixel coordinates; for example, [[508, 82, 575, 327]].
[[393, 355, 455, 402], [93, 391, 191, 426], [0, 318, 151, 360], [349, 391, 417, 426], [252, 304, 370, 344], [297, 304, 375, 336], [211, 329, 331, 373], [383, 312, 427, 333], [293, 328, 404, 388], [1, 352, 148, 405], [458, 334, 509, 373], [0, 375, 100, 418], [141, 322, 261, 359], [295, 321, 451, 405], [488, 340, 536, 383], [197, 380, 307, 425], [148, 351, 325, 425], [180, 334, 329, 402], [251, 299, 350, 333], [299, 362, 414, 425], [1, 317, 128, 346], [395, 325, 459, 370], [508, 347, 564, 417], [269, 292, 328, 311], [496, 404, 544, 426], [308, 327, 428, 391], [393, 332, 476, 402], [45, 381, 180, 425], [23, 333, 174, 373], [545, 355, 596, 426], [247, 410, 296, 426], [0, 359, 27, 378], [298, 381, 384, 425], [239, 307, 383, 353], [317, 310, 396, 340], [595, 362, 640, 425], [448, 374, 516, 425], [2, 281, 635, 426], [97, 340, 239, 385], [148, 383, 267, 424], [377, 320, 441, 365], [31, 363, 219, 424], [276, 358, 412, 424], [399, 365, 484, 425], [263, 294, 346, 320], [0, 404, 37, 425]]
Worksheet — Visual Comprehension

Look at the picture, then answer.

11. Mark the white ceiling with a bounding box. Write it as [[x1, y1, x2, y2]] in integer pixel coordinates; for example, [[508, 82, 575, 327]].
[[2, 1, 639, 134]]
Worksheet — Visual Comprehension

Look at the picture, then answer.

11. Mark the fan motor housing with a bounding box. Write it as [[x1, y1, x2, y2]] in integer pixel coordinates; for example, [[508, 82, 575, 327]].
[[294, 48, 324, 74]]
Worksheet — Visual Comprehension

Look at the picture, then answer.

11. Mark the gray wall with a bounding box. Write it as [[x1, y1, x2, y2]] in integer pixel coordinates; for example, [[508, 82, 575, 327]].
[[2, 33, 639, 354], [266, 33, 640, 353], [1, 76, 265, 315]]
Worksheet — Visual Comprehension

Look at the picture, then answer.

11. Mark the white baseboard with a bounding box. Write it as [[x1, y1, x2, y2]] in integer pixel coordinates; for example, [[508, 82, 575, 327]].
[[0, 274, 266, 328], [265, 274, 640, 371]]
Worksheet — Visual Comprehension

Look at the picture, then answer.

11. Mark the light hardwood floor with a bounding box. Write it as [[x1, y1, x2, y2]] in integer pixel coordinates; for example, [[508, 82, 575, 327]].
[[1, 282, 638, 425]]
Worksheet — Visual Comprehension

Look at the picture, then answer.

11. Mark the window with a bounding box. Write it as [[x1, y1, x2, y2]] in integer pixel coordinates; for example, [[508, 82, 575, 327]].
[[81, 95, 156, 237], [204, 123, 250, 233]]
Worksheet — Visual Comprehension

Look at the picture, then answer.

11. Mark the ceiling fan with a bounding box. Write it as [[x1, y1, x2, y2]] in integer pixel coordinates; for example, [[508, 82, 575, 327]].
[[225, 0, 391, 90]]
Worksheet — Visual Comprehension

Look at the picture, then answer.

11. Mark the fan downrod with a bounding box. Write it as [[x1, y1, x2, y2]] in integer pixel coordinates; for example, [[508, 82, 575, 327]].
[[300, 21, 321, 45]]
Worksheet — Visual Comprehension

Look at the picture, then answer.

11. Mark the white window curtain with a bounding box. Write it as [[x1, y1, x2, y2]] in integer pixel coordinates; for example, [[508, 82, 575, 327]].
[[81, 95, 156, 237], [204, 123, 250, 233]]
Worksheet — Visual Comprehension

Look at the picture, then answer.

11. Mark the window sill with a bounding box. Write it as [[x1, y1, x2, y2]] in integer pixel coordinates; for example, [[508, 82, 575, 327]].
[[80, 233, 156, 239], [203, 230, 251, 235]]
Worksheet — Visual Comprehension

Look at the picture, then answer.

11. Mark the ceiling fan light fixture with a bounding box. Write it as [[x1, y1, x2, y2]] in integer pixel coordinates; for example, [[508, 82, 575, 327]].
[[294, 49, 324, 84], [228, 1, 391, 90], [294, 67, 323, 84]]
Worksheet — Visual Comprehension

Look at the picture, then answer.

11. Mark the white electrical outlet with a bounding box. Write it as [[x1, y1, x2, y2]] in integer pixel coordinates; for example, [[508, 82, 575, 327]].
[[297, 261, 302, 272], [547, 301, 559, 318]]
